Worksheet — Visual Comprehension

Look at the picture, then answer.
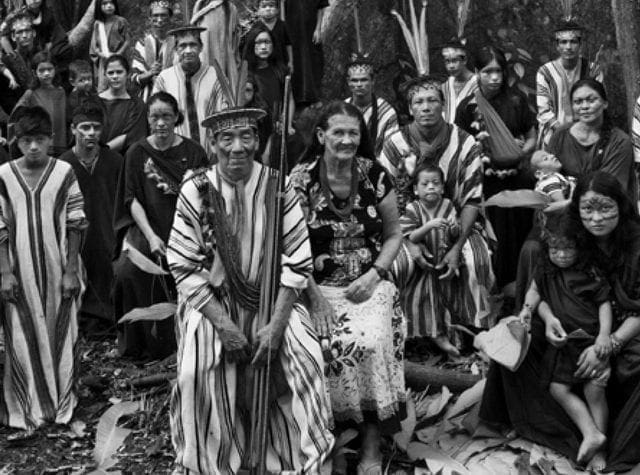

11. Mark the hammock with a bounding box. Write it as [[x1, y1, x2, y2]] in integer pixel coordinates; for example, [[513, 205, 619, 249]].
[[475, 90, 522, 167]]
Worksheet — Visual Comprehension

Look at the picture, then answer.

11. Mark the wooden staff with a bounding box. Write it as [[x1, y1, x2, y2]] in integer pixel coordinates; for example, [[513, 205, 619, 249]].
[[241, 75, 292, 475], [354, 2, 362, 54]]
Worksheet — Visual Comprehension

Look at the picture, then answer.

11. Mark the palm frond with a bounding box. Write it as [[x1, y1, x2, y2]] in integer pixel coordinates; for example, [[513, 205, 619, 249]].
[[558, 0, 574, 21], [392, 1, 429, 75]]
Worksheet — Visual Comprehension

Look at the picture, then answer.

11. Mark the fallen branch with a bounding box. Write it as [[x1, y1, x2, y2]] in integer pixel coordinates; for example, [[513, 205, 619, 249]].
[[405, 361, 481, 393], [128, 372, 176, 389]]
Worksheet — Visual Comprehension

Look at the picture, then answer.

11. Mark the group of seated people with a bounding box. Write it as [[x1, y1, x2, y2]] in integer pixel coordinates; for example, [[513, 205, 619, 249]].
[[0, 1, 639, 474]]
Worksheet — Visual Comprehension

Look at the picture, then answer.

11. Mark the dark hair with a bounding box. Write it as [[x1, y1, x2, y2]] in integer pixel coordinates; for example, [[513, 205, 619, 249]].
[[104, 54, 130, 73], [242, 24, 287, 76], [95, 0, 121, 22], [569, 171, 640, 272], [9, 11, 33, 32], [402, 76, 445, 104], [30, 50, 56, 89], [147, 91, 185, 126], [12, 105, 52, 138], [299, 100, 374, 163], [413, 163, 445, 186], [475, 46, 508, 93], [69, 59, 92, 82], [71, 100, 105, 125], [570, 78, 613, 164]]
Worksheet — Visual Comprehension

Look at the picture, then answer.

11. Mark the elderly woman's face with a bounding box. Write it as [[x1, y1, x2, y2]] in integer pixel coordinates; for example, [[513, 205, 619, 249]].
[[579, 190, 619, 237], [572, 85, 607, 125], [317, 114, 360, 162]]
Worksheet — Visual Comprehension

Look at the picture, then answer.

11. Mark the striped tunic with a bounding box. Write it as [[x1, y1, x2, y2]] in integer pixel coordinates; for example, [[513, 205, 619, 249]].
[[152, 64, 228, 159], [536, 57, 589, 149], [381, 125, 495, 328], [131, 33, 176, 102], [632, 95, 640, 165], [167, 163, 334, 473], [0, 159, 87, 430], [345, 96, 399, 158], [442, 74, 478, 124]]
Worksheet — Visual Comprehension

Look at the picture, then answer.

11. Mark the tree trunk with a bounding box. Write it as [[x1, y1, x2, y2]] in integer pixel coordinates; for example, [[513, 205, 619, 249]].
[[611, 0, 640, 126], [68, 0, 96, 51]]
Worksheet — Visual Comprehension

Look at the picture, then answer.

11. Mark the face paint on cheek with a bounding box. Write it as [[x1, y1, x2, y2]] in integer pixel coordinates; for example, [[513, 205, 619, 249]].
[[584, 196, 619, 220]]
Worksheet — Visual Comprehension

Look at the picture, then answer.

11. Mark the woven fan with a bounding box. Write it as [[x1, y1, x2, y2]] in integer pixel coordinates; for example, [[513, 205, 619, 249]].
[[391, 0, 429, 75], [558, 0, 574, 21], [457, 0, 471, 40]]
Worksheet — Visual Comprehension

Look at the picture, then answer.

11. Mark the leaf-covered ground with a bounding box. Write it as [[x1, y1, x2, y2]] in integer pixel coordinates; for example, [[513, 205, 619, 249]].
[[1, 328, 637, 474]]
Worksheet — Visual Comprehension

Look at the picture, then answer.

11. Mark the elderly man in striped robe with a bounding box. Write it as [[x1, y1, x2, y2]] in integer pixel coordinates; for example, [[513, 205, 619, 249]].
[[130, 0, 176, 102], [167, 106, 334, 473], [344, 54, 398, 159], [536, 21, 592, 149], [380, 76, 495, 332], [152, 25, 228, 159]]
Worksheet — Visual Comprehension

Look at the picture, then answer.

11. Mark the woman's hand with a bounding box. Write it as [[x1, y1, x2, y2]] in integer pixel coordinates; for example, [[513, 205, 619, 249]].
[[0, 272, 18, 302], [574, 345, 609, 379], [518, 307, 532, 329], [309, 292, 336, 339], [345, 268, 380, 303], [61, 271, 80, 300], [436, 246, 461, 280], [544, 316, 567, 347], [147, 233, 166, 257]]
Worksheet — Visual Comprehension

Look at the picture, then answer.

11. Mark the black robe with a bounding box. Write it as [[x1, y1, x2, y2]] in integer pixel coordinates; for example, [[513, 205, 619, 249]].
[[59, 146, 123, 321]]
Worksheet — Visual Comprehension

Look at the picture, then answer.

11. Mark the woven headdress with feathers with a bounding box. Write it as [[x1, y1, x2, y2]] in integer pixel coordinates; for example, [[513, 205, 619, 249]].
[[391, 0, 429, 76]]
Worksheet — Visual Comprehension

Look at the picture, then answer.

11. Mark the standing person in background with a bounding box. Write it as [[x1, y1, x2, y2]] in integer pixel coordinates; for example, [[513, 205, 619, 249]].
[[536, 20, 592, 150], [0, 106, 86, 431], [285, 0, 327, 107], [12, 51, 67, 156], [0, 0, 61, 55], [65, 60, 99, 133], [344, 54, 398, 160], [60, 101, 123, 335], [90, 0, 131, 92], [131, 0, 176, 102], [441, 39, 477, 124], [190, 0, 239, 86], [254, 0, 292, 72], [99, 54, 147, 154], [153, 25, 228, 159]]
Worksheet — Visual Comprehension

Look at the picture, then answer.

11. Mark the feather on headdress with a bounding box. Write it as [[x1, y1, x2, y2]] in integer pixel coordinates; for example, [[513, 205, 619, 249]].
[[391, 0, 429, 75], [456, 0, 471, 40], [347, 4, 374, 76]]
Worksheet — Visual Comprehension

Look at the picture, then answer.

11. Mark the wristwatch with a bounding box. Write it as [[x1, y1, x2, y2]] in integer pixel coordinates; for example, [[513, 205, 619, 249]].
[[372, 264, 388, 280]]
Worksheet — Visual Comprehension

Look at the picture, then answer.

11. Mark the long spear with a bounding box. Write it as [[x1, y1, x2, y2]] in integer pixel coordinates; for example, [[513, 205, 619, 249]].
[[241, 75, 291, 475]]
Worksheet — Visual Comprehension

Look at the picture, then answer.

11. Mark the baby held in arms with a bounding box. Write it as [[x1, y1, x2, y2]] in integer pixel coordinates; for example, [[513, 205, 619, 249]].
[[531, 150, 575, 212]]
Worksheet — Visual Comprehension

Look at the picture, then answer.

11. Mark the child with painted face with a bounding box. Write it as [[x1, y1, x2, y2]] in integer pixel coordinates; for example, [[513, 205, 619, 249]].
[[399, 163, 461, 356], [12, 51, 67, 156], [519, 211, 611, 470]]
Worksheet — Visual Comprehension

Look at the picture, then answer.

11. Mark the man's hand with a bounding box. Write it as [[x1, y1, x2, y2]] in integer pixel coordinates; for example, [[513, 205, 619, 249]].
[[309, 292, 336, 339], [61, 270, 80, 300], [150, 61, 162, 76], [436, 246, 461, 280], [251, 321, 286, 367], [0, 272, 18, 302], [405, 240, 430, 269], [218, 319, 252, 363]]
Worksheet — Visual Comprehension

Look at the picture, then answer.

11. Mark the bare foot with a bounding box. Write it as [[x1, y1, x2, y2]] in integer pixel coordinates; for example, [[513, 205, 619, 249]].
[[587, 451, 607, 473], [434, 336, 461, 357], [577, 431, 606, 465]]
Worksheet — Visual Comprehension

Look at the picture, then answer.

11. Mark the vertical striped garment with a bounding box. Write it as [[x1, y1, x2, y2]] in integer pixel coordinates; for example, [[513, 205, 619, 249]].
[[131, 33, 177, 102], [152, 63, 229, 159], [536, 57, 590, 149], [381, 124, 495, 328], [631, 95, 640, 165], [0, 159, 87, 430], [442, 74, 478, 124], [344, 96, 399, 159], [167, 163, 334, 474]]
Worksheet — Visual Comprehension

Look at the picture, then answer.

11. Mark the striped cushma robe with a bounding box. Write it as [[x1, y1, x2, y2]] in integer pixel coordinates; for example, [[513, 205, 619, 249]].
[[536, 57, 590, 149], [442, 75, 478, 124], [381, 124, 495, 328], [152, 63, 228, 159], [345, 96, 399, 159], [167, 163, 334, 474], [0, 158, 86, 430], [131, 33, 176, 102], [632, 95, 640, 166], [399, 198, 458, 337]]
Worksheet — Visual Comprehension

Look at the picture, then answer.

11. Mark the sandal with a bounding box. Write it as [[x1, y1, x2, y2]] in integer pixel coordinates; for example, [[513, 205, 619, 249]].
[[357, 460, 383, 475]]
